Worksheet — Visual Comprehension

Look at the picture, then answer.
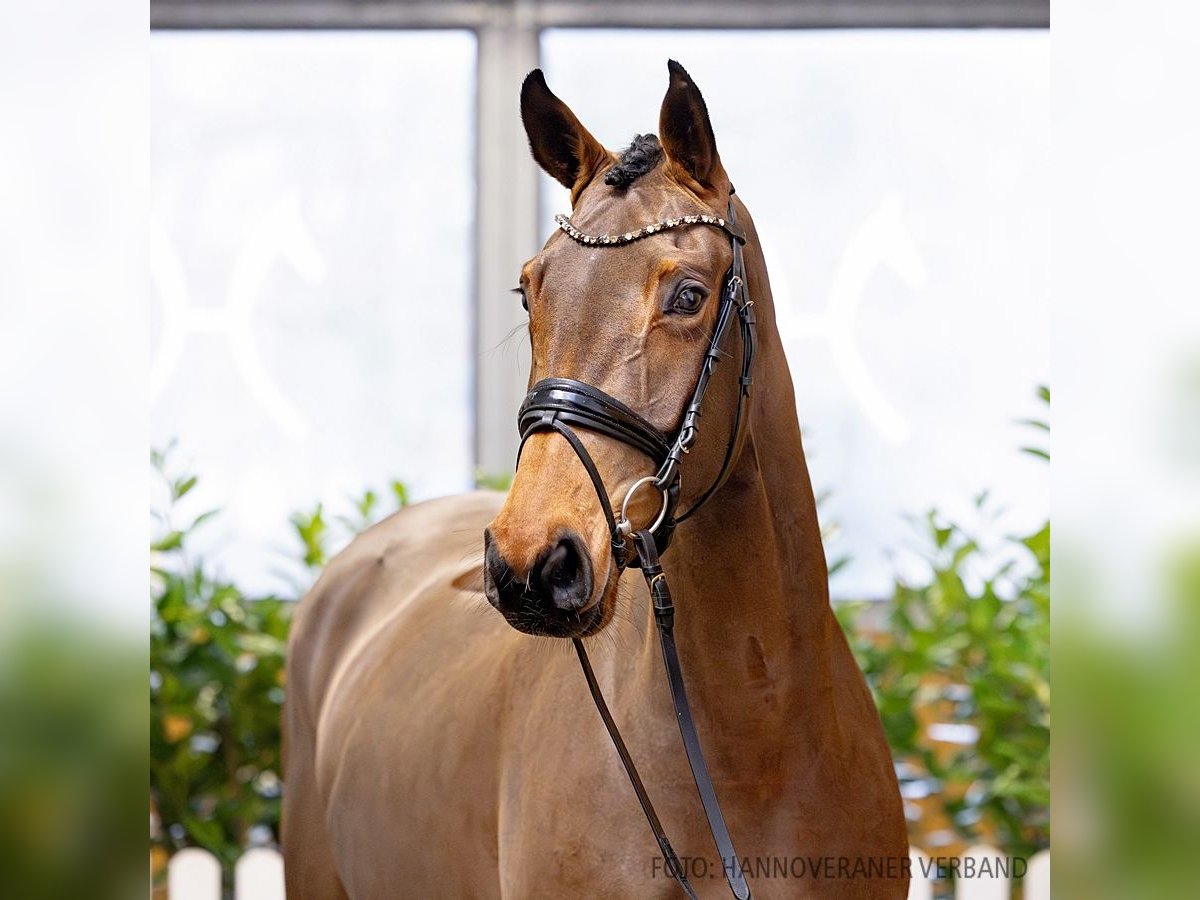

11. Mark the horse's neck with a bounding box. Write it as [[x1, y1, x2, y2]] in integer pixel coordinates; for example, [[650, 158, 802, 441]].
[[631, 336, 838, 748]]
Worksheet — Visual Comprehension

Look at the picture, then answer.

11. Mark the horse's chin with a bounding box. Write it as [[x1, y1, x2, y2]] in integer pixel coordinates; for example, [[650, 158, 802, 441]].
[[500, 576, 619, 639], [498, 600, 599, 638]]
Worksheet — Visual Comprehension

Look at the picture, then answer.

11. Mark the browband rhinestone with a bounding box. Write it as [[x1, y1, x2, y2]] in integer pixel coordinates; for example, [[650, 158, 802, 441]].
[[554, 212, 732, 247]]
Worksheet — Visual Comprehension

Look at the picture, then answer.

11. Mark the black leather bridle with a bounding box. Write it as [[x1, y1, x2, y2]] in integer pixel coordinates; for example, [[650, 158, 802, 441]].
[[516, 191, 757, 899]]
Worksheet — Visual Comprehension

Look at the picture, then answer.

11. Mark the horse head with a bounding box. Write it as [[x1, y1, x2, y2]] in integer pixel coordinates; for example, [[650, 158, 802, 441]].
[[484, 62, 758, 639]]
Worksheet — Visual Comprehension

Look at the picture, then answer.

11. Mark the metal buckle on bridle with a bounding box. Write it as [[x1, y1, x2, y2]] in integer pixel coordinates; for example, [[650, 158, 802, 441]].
[[677, 425, 697, 453]]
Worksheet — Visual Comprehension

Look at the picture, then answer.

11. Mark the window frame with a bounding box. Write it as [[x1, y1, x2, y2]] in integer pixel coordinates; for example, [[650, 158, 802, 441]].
[[150, 0, 1049, 478]]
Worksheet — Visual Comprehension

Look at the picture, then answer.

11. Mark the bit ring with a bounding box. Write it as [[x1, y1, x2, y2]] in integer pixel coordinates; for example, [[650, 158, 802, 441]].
[[616, 475, 670, 537]]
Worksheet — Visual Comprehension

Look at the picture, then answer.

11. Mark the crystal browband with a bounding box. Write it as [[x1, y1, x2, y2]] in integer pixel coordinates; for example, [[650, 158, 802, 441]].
[[553, 212, 747, 246]]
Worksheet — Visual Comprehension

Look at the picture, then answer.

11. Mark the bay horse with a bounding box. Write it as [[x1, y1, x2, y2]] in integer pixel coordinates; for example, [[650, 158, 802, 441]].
[[283, 62, 908, 898]]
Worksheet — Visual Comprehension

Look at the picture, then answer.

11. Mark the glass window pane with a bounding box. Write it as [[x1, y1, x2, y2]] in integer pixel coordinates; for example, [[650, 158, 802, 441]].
[[152, 31, 476, 593], [541, 30, 1049, 599]]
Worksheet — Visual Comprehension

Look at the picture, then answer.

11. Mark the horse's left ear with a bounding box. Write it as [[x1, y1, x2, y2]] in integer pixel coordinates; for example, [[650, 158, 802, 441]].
[[658, 60, 729, 199]]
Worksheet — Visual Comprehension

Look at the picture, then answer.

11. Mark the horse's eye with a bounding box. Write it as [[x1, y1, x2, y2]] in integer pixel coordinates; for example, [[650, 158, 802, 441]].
[[513, 286, 528, 312], [670, 284, 707, 315]]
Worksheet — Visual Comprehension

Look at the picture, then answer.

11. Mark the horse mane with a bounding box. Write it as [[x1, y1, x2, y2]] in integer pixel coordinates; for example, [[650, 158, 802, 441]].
[[604, 134, 663, 189]]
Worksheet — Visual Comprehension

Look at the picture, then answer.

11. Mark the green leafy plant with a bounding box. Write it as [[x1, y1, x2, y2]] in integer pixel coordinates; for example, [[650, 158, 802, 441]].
[[150, 451, 291, 874], [836, 387, 1051, 859], [150, 446, 409, 887]]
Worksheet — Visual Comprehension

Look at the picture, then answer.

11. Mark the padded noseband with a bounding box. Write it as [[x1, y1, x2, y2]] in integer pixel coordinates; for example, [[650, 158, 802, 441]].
[[519, 378, 671, 466]]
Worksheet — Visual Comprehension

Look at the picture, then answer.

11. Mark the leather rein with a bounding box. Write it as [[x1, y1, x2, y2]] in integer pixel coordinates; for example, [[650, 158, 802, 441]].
[[516, 192, 757, 899]]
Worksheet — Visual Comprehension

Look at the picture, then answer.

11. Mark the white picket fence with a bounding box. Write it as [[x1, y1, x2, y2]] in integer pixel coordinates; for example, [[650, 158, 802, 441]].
[[165, 847, 283, 900], [908, 846, 1050, 900], [163, 844, 1049, 899]]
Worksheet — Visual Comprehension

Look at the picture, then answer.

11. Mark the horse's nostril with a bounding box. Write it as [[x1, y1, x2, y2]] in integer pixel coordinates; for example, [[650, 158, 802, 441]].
[[535, 535, 591, 612]]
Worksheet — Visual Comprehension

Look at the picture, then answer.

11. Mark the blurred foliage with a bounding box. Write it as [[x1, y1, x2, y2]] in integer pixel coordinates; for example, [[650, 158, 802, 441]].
[[836, 386, 1051, 861], [1017, 383, 1051, 462], [474, 469, 513, 491], [149, 446, 407, 887], [1056, 541, 1200, 900], [0, 626, 145, 900]]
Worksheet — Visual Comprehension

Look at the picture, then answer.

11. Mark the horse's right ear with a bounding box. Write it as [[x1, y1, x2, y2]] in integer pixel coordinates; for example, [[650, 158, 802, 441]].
[[521, 70, 610, 203]]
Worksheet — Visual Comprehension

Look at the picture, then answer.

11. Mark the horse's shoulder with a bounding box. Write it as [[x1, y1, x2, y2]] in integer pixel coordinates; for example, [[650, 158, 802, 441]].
[[306, 487, 497, 590], [287, 490, 503, 713]]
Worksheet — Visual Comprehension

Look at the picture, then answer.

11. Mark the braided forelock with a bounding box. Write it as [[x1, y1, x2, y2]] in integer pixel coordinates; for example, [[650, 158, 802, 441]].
[[603, 134, 664, 189]]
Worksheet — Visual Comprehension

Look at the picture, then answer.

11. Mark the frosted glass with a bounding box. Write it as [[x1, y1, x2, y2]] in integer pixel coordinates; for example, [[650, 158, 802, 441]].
[[542, 30, 1049, 598], [152, 31, 476, 594]]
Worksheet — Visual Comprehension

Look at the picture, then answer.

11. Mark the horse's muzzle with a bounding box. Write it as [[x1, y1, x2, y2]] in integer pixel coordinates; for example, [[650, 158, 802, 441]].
[[482, 528, 601, 637]]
